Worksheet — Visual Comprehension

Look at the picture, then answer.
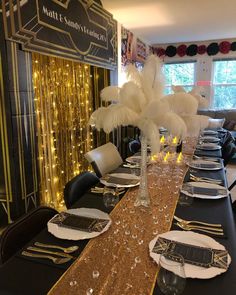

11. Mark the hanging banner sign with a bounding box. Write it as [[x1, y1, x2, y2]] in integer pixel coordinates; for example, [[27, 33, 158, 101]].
[[2, 0, 117, 69]]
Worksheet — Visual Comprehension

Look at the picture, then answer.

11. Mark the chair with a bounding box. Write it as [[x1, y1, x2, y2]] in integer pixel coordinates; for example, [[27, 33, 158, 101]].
[[128, 139, 141, 154], [64, 172, 99, 208], [84, 142, 123, 177], [0, 206, 58, 264], [222, 141, 236, 166]]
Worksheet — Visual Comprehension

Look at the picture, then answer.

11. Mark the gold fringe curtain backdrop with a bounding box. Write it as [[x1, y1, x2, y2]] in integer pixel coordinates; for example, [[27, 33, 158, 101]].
[[32, 53, 95, 209]]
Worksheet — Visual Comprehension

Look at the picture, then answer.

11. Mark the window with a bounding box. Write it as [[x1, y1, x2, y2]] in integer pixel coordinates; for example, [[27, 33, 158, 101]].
[[213, 60, 236, 109], [163, 62, 196, 95]]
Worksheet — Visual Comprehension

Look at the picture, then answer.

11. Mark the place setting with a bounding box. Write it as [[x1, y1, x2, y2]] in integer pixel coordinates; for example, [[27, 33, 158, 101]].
[[196, 142, 222, 151], [149, 219, 230, 294], [187, 159, 224, 171], [100, 172, 140, 188], [201, 130, 219, 136], [149, 229, 231, 284], [180, 182, 229, 199], [47, 208, 112, 240], [200, 136, 221, 143]]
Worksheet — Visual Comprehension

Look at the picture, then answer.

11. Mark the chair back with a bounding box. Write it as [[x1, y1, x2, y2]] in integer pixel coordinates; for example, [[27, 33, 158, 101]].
[[222, 141, 236, 166], [84, 143, 123, 177], [0, 206, 58, 264], [64, 172, 99, 208]]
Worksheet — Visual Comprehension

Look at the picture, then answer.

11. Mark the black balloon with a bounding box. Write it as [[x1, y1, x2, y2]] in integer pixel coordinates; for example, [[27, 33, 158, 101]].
[[165, 45, 177, 57], [186, 44, 198, 56], [207, 43, 219, 56], [231, 42, 236, 51]]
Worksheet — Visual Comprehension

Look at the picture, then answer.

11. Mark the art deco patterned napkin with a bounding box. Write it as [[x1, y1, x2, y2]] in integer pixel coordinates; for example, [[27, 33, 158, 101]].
[[50, 212, 109, 232], [152, 237, 228, 269]]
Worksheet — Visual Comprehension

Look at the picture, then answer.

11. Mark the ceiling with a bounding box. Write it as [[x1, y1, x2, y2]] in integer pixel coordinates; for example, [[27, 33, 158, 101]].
[[101, 0, 236, 45]]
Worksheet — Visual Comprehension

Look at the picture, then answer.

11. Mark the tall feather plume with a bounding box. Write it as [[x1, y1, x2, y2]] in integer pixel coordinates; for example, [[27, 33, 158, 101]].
[[89, 107, 108, 131], [125, 64, 142, 87], [162, 112, 187, 139], [138, 118, 160, 154], [141, 55, 164, 102], [141, 99, 170, 121], [171, 85, 186, 93], [162, 93, 198, 116], [102, 104, 139, 133], [181, 115, 210, 136], [119, 81, 147, 114], [100, 86, 120, 102]]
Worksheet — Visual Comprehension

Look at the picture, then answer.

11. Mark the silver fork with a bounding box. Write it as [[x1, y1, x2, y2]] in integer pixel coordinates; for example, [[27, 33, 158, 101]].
[[21, 251, 72, 264]]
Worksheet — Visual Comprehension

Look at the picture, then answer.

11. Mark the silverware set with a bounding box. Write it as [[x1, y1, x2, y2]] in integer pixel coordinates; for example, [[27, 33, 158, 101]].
[[21, 243, 79, 264], [174, 216, 225, 236], [91, 186, 125, 195], [190, 173, 223, 185]]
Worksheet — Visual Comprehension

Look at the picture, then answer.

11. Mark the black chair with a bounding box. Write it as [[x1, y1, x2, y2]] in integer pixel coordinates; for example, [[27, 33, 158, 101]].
[[128, 139, 141, 154], [222, 141, 236, 166], [0, 206, 58, 264], [64, 172, 99, 208]]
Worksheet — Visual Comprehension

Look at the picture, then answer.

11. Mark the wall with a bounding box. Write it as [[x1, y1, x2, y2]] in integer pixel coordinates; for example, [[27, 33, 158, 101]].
[[154, 39, 236, 107]]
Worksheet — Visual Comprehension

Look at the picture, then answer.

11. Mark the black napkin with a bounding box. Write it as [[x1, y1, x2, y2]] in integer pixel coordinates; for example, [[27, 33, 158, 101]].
[[50, 212, 109, 232], [102, 175, 139, 186], [152, 237, 228, 269], [182, 184, 227, 197], [191, 162, 222, 169], [196, 144, 220, 151]]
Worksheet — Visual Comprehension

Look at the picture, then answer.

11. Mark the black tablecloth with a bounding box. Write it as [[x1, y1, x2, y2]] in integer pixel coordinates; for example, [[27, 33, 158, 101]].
[[0, 150, 235, 294]]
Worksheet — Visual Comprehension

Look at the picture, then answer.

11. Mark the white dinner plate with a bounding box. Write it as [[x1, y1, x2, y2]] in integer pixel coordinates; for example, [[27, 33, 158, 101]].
[[187, 159, 223, 170], [47, 208, 111, 240], [201, 136, 220, 143], [196, 143, 221, 151], [100, 173, 140, 188], [149, 230, 231, 279], [181, 181, 228, 199]]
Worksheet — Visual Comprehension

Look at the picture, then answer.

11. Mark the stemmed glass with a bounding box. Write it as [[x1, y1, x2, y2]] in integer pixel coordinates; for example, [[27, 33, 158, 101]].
[[157, 252, 186, 295], [103, 187, 119, 208]]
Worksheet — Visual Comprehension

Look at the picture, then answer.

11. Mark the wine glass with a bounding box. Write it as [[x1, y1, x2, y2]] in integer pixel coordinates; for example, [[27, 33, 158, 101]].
[[157, 252, 186, 295], [103, 187, 119, 208]]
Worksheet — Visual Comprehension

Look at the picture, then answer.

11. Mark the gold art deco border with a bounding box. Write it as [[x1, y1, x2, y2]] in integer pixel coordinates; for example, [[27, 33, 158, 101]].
[[2, 0, 117, 69], [0, 53, 13, 223]]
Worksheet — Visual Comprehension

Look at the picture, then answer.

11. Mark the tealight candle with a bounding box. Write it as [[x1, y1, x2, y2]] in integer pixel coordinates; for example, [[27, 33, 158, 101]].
[[172, 136, 178, 145], [176, 152, 182, 163], [160, 135, 165, 144]]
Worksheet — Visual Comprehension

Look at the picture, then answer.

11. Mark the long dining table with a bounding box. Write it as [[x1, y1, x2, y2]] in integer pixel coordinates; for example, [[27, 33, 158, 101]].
[[0, 136, 235, 295]]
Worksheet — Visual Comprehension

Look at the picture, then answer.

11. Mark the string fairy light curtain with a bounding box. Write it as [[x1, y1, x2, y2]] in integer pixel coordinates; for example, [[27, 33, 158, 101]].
[[32, 53, 95, 209]]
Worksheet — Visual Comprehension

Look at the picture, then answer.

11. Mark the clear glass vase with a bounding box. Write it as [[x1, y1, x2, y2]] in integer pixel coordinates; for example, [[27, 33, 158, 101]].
[[134, 134, 150, 207]]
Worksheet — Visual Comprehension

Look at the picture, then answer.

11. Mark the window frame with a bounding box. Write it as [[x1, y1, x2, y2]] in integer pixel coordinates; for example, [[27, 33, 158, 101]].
[[212, 58, 236, 109], [163, 60, 196, 95]]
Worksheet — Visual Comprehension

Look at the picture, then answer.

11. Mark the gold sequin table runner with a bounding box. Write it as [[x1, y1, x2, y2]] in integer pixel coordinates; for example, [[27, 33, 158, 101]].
[[49, 142, 195, 294]]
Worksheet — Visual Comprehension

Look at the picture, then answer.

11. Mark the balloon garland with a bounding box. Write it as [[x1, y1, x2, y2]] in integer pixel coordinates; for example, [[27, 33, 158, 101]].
[[154, 41, 236, 57]]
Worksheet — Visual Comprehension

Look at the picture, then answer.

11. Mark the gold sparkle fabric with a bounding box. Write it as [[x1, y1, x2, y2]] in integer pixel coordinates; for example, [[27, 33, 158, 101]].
[[48, 151, 193, 294]]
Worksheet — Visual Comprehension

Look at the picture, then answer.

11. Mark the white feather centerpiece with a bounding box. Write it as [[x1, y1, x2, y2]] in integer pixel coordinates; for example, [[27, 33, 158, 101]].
[[89, 55, 188, 207]]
